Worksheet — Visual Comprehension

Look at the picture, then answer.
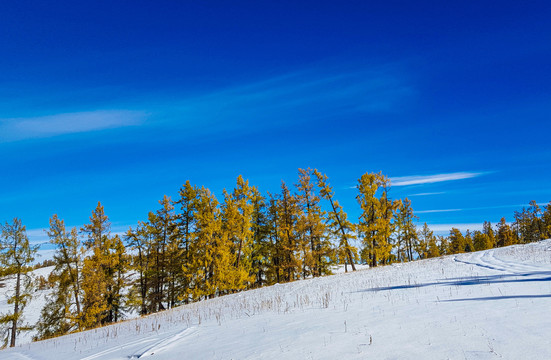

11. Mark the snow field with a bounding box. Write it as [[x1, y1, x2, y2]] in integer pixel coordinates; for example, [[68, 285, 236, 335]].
[[2, 240, 550, 359]]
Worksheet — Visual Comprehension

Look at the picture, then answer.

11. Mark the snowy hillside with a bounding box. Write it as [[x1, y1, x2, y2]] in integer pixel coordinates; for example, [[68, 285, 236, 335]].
[[0, 266, 53, 346], [2, 241, 551, 359]]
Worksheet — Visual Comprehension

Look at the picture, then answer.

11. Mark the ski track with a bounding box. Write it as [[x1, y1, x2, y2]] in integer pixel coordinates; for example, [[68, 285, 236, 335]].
[[131, 327, 197, 358], [75, 326, 198, 360], [79, 336, 158, 360], [454, 248, 550, 275]]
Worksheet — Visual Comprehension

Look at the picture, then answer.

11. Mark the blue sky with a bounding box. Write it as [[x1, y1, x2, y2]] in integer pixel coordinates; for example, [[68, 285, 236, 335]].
[[1, 1, 550, 250]]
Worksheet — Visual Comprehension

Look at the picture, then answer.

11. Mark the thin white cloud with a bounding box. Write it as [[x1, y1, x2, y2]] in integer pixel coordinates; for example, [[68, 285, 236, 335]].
[[0, 110, 146, 142], [417, 204, 529, 215], [156, 65, 412, 137], [408, 192, 445, 197], [416, 208, 462, 214], [391, 172, 484, 186]]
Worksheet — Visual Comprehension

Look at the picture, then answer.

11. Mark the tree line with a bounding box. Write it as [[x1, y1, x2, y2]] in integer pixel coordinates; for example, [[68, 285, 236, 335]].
[[1, 168, 550, 346]]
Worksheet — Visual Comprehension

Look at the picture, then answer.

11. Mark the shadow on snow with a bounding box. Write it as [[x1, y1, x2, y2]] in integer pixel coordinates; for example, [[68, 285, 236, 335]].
[[441, 294, 551, 302], [357, 271, 551, 293]]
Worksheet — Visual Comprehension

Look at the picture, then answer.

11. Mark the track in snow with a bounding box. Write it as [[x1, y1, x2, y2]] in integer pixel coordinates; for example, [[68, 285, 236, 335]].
[[131, 327, 198, 358], [454, 249, 549, 274]]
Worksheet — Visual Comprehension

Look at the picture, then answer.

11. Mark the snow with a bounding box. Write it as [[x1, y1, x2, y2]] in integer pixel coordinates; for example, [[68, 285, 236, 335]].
[[0, 266, 53, 346], [2, 241, 551, 359]]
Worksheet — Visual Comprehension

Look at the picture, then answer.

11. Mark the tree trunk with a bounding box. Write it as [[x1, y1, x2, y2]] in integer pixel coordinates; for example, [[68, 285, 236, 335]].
[[328, 198, 356, 271], [10, 271, 21, 347], [371, 238, 377, 268]]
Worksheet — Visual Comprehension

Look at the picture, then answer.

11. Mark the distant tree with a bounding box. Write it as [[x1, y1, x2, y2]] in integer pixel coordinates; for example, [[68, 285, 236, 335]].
[[314, 170, 357, 271], [514, 207, 531, 243], [249, 188, 271, 287], [427, 234, 440, 258], [222, 176, 255, 290], [147, 196, 179, 310], [542, 202, 551, 239], [35, 215, 83, 340], [295, 168, 334, 278], [448, 228, 466, 254], [80, 202, 127, 328], [81, 202, 111, 329], [125, 222, 153, 315], [276, 182, 302, 282], [417, 223, 438, 259], [159, 195, 185, 309], [464, 230, 474, 252], [111, 235, 128, 320], [356, 172, 397, 267], [495, 217, 514, 247], [266, 195, 282, 284], [395, 198, 418, 261], [513, 201, 544, 243], [526, 200, 544, 242], [187, 187, 233, 300], [482, 221, 496, 248], [174, 181, 199, 304], [473, 230, 492, 251], [0, 218, 38, 347], [437, 235, 448, 256]]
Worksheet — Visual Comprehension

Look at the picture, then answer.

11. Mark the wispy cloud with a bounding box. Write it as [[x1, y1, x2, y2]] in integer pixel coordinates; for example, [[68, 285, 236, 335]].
[[391, 172, 484, 186], [417, 204, 529, 215], [1, 65, 410, 143], [408, 192, 445, 197], [0, 110, 146, 142], [416, 208, 462, 214], [182, 67, 409, 114], [152, 65, 412, 136]]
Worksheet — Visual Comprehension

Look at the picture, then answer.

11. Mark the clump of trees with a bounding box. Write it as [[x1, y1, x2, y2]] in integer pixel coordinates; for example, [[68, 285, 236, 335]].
[[1, 168, 550, 346]]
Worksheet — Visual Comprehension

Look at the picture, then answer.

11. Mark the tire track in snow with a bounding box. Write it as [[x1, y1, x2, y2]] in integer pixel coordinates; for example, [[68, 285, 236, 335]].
[[480, 250, 545, 273], [131, 327, 198, 358], [454, 249, 550, 274], [453, 255, 508, 273], [79, 336, 158, 360]]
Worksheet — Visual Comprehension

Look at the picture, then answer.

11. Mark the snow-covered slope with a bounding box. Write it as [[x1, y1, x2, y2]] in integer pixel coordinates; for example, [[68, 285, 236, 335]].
[[3, 241, 551, 359], [0, 266, 53, 345]]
